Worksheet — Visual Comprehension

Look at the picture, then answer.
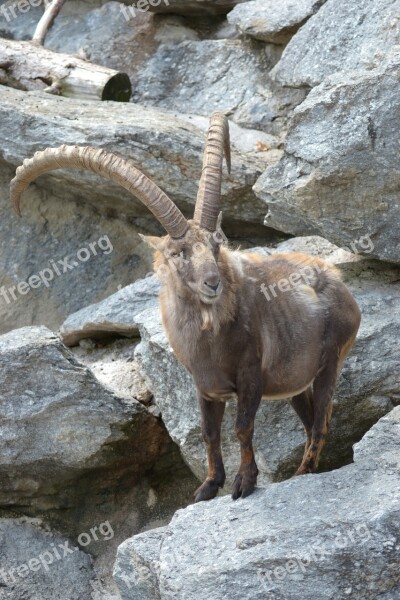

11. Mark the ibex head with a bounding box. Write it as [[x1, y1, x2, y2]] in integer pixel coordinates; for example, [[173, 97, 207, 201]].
[[142, 217, 226, 303], [10, 113, 231, 306]]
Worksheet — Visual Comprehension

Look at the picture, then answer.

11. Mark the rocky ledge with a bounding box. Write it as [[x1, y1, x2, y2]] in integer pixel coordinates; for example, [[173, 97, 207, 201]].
[[113, 406, 400, 600]]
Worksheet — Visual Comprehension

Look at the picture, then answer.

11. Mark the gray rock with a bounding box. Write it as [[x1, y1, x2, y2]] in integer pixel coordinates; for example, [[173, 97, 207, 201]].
[[270, 235, 360, 264], [71, 337, 153, 404], [72, 237, 399, 485], [0, 325, 171, 510], [255, 50, 400, 263], [0, 86, 267, 226], [114, 527, 166, 600], [129, 38, 300, 134], [228, 0, 327, 44], [76, 0, 249, 14], [0, 159, 154, 336], [272, 0, 400, 87], [113, 407, 400, 600], [353, 405, 400, 464], [0, 518, 94, 600], [60, 275, 160, 346]]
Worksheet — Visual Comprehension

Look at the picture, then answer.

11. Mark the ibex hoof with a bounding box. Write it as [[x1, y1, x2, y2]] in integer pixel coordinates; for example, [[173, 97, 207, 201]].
[[294, 464, 316, 476], [194, 478, 221, 502], [231, 472, 257, 500]]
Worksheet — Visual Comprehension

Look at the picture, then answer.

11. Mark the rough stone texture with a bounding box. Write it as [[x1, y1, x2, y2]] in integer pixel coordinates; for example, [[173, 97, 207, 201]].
[[0, 324, 198, 586], [114, 526, 166, 600], [228, 0, 327, 44], [269, 235, 361, 264], [113, 407, 400, 600], [0, 518, 94, 600], [255, 50, 400, 263], [0, 325, 171, 511], [129, 37, 307, 134], [60, 275, 160, 346], [272, 0, 400, 87], [0, 159, 154, 336], [72, 338, 153, 406], [0, 86, 268, 226], [63, 237, 400, 486]]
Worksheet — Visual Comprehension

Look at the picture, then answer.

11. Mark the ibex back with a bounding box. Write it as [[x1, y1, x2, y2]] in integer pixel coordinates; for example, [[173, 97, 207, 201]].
[[11, 113, 361, 502]]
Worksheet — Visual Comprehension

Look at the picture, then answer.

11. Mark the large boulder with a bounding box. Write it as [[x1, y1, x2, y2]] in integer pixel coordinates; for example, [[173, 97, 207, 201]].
[[272, 0, 400, 87], [0, 325, 171, 511], [0, 87, 267, 226], [60, 275, 160, 346], [0, 324, 198, 560], [228, 0, 327, 45], [59, 237, 400, 487], [129, 38, 306, 134], [0, 159, 154, 335], [113, 406, 400, 600], [254, 50, 400, 263]]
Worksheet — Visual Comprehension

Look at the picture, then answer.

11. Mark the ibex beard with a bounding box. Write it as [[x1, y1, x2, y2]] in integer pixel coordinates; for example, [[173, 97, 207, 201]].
[[10, 113, 361, 503]]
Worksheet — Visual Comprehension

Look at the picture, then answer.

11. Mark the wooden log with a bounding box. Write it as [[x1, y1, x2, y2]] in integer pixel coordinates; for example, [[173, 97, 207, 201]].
[[0, 38, 132, 102]]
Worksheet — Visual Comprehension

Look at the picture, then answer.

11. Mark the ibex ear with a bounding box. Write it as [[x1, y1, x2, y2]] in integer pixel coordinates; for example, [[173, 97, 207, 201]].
[[138, 234, 164, 251], [214, 212, 228, 245]]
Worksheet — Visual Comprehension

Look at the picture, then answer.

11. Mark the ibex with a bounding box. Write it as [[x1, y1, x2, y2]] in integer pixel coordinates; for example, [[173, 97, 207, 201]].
[[11, 113, 361, 502]]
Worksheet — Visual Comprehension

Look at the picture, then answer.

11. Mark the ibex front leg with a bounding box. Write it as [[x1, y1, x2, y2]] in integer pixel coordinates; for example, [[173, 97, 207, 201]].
[[194, 394, 226, 503], [232, 366, 262, 500]]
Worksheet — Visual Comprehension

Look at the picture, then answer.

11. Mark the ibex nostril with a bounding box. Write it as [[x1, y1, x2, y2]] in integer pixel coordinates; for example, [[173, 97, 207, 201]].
[[204, 279, 221, 292]]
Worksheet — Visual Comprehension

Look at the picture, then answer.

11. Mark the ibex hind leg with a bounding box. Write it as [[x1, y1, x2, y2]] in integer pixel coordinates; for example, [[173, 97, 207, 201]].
[[295, 357, 338, 475], [291, 387, 314, 463], [294, 328, 359, 475]]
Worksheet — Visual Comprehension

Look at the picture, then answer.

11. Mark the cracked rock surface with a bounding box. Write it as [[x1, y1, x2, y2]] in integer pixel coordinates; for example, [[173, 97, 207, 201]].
[[113, 406, 400, 600]]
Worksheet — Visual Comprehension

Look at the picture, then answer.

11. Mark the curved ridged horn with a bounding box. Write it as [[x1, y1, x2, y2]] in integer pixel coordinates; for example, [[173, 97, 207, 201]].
[[11, 145, 188, 239], [193, 112, 231, 232]]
